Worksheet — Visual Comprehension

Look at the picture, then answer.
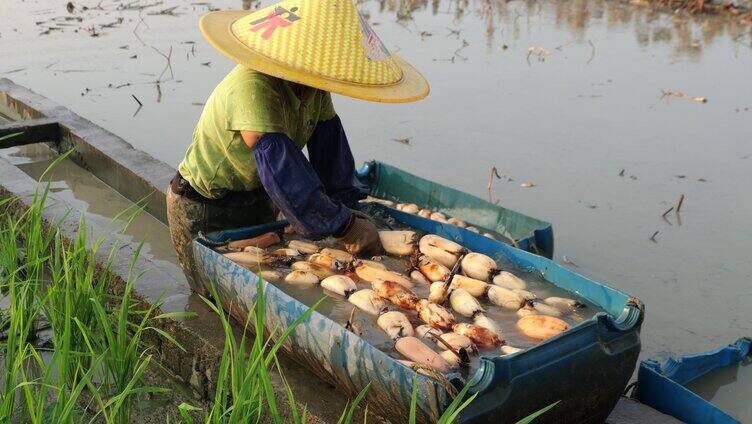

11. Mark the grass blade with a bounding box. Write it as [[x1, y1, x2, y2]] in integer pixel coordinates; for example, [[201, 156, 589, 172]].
[[0, 131, 23, 142], [514, 401, 560, 424]]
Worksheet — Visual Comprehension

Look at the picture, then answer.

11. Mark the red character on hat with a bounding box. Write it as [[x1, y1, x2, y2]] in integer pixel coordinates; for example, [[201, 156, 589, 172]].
[[250, 6, 300, 40]]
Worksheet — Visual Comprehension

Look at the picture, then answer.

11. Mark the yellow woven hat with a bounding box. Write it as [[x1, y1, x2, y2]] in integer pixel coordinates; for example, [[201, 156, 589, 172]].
[[199, 0, 429, 103]]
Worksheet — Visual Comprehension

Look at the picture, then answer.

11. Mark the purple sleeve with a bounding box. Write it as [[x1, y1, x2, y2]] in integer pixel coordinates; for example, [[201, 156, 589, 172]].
[[306, 115, 368, 210], [253, 132, 353, 240]]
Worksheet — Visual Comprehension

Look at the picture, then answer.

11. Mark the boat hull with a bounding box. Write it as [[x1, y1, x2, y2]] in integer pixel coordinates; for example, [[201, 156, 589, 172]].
[[193, 210, 642, 423]]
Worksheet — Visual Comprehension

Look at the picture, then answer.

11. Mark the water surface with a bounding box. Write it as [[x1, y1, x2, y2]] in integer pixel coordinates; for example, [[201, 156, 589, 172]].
[[0, 143, 185, 288], [685, 359, 752, 422]]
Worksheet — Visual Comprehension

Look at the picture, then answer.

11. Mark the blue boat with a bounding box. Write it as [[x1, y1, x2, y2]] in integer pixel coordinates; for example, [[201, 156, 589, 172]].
[[636, 338, 752, 424], [357, 161, 554, 258], [193, 205, 642, 423]]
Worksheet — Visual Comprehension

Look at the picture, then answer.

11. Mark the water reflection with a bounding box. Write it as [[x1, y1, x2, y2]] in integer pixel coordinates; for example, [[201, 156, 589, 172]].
[[364, 0, 752, 58], [242, 0, 262, 10]]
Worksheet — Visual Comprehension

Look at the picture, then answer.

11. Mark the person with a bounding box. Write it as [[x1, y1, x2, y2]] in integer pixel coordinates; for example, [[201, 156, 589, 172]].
[[167, 0, 429, 294]]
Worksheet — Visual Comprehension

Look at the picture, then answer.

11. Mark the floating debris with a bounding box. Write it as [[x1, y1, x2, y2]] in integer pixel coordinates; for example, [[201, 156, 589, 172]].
[[586, 39, 596, 65], [526, 46, 550, 64], [675, 194, 686, 213], [487, 166, 501, 192], [662, 89, 708, 104], [148, 6, 180, 16], [446, 28, 461, 38], [561, 256, 578, 267]]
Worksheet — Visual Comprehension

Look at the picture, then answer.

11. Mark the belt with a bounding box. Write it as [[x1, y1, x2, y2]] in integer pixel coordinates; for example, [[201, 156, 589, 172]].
[[169, 173, 261, 206]]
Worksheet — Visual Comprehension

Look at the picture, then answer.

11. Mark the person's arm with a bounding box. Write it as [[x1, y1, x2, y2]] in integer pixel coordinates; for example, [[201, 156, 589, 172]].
[[229, 74, 346, 238], [244, 131, 381, 254], [246, 131, 350, 239], [306, 115, 367, 210]]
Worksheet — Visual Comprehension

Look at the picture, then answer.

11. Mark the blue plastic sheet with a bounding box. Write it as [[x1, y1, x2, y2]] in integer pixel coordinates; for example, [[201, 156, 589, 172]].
[[637, 338, 752, 424], [357, 161, 554, 258]]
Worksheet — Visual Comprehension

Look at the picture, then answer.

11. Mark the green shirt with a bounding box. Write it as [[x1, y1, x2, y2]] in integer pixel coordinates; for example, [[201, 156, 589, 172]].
[[179, 65, 336, 199]]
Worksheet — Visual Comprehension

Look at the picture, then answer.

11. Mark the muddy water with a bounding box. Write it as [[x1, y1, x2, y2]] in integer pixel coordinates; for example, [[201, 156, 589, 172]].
[[0, 143, 183, 276], [685, 359, 752, 422], [1, 0, 751, 390]]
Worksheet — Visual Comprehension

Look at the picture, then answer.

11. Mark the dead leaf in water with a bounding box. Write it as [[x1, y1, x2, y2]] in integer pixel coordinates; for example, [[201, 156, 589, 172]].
[[526, 46, 549, 64], [520, 182, 535, 188], [562, 256, 578, 267], [662, 89, 707, 104], [487, 166, 501, 192], [662, 89, 685, 98]]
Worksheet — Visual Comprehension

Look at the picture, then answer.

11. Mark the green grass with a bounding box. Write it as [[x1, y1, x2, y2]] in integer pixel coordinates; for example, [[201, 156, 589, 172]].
[[515, 401, 560, 424], [0, 132, 23, 143], [177, 279, 326, 424], [0, 155, 187, 423]]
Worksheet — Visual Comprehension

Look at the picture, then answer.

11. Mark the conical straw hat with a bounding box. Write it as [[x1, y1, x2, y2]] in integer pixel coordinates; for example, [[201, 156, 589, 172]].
[[199, 0, 429, 103]]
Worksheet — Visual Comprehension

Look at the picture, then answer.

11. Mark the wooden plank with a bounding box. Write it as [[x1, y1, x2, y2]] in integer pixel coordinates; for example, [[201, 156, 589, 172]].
[[0, 118, 60, 147]]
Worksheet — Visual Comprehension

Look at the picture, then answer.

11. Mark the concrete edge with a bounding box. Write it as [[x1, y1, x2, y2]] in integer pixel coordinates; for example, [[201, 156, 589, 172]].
[[0, 78, 174, 223]]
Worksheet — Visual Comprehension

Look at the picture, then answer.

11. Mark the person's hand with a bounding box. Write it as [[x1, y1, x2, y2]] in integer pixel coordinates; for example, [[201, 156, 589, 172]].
[[338, 215, 383, 256]]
